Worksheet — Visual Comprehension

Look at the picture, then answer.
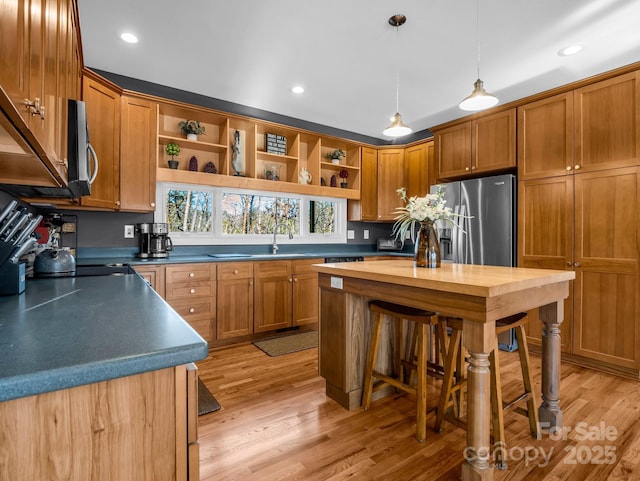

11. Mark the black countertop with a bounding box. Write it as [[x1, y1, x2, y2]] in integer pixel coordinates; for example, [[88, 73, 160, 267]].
[[0, 273, 208, 402]]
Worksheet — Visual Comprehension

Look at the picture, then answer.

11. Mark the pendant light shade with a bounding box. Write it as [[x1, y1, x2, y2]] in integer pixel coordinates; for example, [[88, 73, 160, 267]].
[[383, 14, 412, 138], [459, 79, 499, 111], [459, 0, 498, 112], [383, 112, 412, 137]]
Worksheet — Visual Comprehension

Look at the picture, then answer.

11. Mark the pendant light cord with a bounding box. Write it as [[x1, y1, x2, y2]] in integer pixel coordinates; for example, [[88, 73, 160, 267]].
[[394, 24, 400, 112], [475, 0, 481, 79]]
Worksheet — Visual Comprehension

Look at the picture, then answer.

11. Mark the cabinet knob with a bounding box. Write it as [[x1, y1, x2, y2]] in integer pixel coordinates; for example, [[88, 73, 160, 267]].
[[115, 200, 121, 206], [465, 166, 470, 171], [249, 280, 253, 286], [566, 166, 572, 171], [293, 278, 298, 283], [150, 202, 156, 208], [574, 164, 581, 170], [574, 262, 581, 267], [189, 272, 195, 278], [190, 288, 196, 294], [289, 277, 293, 283], [233, 269, 239, 275], [566, 261, 573, 266], [189, 307, 195, 313]]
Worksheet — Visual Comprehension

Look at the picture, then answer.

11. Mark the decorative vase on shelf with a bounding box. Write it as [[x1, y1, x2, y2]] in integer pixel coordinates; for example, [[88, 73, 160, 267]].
[[167, 160, 179, 169], [340, 182, 347, 188], [187, 133, 198, 141], [414, 221, 440, 268]]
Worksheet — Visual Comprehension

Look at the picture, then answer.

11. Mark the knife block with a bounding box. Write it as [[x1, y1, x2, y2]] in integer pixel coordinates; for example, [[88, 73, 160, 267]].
[[0, 261, 26, 295]]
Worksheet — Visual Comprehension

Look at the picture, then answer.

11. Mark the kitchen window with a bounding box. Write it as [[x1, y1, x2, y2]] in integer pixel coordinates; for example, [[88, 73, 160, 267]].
[[155, 183, 346, 245]]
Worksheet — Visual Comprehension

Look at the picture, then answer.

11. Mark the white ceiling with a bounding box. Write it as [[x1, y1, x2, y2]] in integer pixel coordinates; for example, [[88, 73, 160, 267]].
[[77, 0, 640, 141]]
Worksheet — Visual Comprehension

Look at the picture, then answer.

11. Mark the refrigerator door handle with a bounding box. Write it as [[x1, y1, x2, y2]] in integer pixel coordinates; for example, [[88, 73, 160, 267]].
[[458, 204, 467, 264], [452, 205, 460, 263]]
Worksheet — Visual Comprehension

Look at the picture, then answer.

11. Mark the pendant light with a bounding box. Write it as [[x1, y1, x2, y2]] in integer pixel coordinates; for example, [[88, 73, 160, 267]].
[[383, 14, 412, 137], [459, 0, 498, 111]]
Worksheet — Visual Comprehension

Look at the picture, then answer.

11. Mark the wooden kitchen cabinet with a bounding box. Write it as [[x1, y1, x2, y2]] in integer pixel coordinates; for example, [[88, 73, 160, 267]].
[[292, 258, 322, 326], [518, 176, 574, 352], [435, 108, 515, 181], [253, 258, 321, 332], [519, 71, 640, 181], [403, 140, 433, 198], [133, 264, 166, 298], [572, 167, 639, 371], [0, 0, 80, 187], [519, 167, 640, 375], [349, 147, 404, 221], [0, 365, 195, 481], [119, 95, 158, 211], [81, 73, 121, 209], [166, 263, 216, 343], [254, 261, 293, 333], [217, 262, 254, 340]]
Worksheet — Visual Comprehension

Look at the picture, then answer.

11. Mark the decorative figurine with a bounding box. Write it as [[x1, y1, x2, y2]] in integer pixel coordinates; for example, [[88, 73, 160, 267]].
[[231, 130, 243, 175], [189, 155, 198, 171], [203, 161, 217, 174], [330, 174, 337, 187]]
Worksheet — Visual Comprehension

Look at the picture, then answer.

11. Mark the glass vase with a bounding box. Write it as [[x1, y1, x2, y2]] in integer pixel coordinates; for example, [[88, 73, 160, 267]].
[[414, 221, 441, 268]]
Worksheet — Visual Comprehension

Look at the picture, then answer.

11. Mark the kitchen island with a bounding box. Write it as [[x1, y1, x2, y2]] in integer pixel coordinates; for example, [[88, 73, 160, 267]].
[[313, 259, 574, 481], [0, 273, 208, 480]]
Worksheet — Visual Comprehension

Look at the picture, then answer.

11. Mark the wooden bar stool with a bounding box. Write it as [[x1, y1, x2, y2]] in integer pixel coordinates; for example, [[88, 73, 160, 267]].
[[434, 313, 540, 470], [491, 313, 540, 469], [361, 300, 438, 442]]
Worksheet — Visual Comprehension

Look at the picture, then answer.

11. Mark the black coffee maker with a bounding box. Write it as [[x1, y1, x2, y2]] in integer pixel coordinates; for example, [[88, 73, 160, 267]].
[[136, 223, 173, 258]]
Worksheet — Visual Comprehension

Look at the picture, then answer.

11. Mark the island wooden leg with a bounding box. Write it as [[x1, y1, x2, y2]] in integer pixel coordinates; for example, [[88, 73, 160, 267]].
[[461, 320, 495, 481], [539, 301, 564, 430]]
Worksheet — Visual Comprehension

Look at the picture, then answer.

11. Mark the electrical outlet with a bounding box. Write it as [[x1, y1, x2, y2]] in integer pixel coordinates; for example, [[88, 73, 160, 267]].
[[363, 229, 369, 240], [347, 230, 355, 240], [124, 225, 135, 238]]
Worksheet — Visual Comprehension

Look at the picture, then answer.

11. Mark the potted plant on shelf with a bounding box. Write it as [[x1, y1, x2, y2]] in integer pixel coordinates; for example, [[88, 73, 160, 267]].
[[326, 149, 345, 165], [166, 143, 180, 169], [339, 168, 349, 188], [178, 120, 206, 140]]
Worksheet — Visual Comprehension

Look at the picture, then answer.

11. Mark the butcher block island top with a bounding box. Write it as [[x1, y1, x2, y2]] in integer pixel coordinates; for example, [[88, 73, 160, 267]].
[[313, 259, 575, 481]]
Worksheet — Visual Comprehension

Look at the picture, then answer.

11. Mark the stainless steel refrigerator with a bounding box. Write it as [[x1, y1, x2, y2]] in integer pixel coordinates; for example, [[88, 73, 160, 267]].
[[430, 173, 517, 350]]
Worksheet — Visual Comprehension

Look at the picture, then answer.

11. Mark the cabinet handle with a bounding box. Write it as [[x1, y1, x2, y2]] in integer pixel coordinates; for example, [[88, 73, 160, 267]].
[[189, 272, 195, 278], [566, 166, 572, 171], [465, 166, 470, 171], [293, 277, 298, 283], [190, 288, 196, 294], [566, 261, 573, 266], [289, 277, 293, 283], [574, 262, 581, 267], [574, 164, 581, 170], [115, 200, 121, 207], [249, 280, 253, 286], [150, 202, 156, 208], [233, 269, 238, 275], [189, 307, 195, 313], [24, 98, 45, 119]]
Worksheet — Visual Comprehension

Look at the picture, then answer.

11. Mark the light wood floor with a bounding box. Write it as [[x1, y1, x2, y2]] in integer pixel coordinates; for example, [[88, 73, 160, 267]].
[[197, 343, 640, 481]]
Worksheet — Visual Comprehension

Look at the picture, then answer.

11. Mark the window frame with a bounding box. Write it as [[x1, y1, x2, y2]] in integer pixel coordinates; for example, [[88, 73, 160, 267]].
[[155, 182, 347, 246]]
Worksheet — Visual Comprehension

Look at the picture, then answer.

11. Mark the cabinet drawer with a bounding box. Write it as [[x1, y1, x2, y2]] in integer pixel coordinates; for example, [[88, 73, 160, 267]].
[[254, 260, 291, 278], [292, 258, 324, 274], [217, 262, 253, 280], [166, 264, 215, 283], [170, 298, 215, 320], [166, 281, 214, 301]]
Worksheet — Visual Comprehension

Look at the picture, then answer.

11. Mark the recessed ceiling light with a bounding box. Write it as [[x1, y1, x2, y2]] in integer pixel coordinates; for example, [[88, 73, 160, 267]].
[[121, 32, 139, 44], [558, 45, 583, 57], [290, 86, 304, 94]]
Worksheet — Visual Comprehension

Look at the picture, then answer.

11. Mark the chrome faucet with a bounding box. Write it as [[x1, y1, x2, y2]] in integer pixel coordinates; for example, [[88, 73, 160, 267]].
[[272, 223, 293, 254]]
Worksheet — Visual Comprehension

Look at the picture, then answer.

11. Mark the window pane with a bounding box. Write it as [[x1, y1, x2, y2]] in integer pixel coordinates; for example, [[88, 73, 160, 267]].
[[310, 200, 336, 234], [166, 189, 213, 232], [221, 193, 300, 235]]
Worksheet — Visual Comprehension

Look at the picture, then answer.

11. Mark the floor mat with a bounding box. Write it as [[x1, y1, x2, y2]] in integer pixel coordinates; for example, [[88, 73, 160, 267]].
[[198, 378, 221, 415], [252, 330, 318, 357]]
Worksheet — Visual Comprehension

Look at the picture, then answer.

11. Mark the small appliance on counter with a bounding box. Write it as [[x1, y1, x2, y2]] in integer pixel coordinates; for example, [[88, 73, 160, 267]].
[[136, 223, 173, 258], [32, 213, 78, 278], [376, 238, 403, 252]]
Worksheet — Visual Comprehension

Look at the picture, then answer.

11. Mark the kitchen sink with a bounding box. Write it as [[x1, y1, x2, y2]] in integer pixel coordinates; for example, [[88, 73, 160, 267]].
[[208, 253, 308, 259]]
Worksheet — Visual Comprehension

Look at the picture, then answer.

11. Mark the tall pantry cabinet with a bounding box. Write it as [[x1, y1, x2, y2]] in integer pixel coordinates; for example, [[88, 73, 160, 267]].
[[518, 71, 640, 376]]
